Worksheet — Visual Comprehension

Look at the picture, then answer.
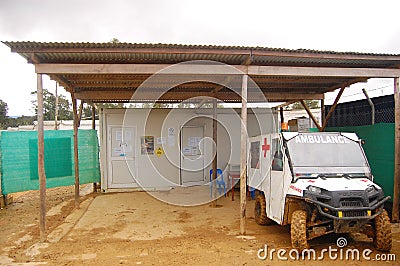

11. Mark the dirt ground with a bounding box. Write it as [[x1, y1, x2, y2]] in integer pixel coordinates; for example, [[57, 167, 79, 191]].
[[0, 186, 399, 265]]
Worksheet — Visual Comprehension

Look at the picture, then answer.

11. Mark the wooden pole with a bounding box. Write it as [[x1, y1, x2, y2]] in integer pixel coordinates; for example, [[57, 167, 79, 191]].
[[91, 105, 96, 130], [92, 105, 97, 193], [362, 88, 375, 125], [321, 87, 346, 131], [393, 77, 400, 222], [240, 74, 248, 235], [211, 98, 218, 207], [300, 100, 322, 131], [37, 74, 47, 242], [78, 100, 84, 128], [72, 94, 80, 209], [279, 107, 284, 123], [54, 82, 58, 130], [320, 99, 325, 127]]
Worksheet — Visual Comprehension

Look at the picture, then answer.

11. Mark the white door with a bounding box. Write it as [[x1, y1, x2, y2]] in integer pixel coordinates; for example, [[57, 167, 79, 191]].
[[268, 135, 285, 223], [248, 135, 266, 190], [107, 126, 137, 188], [180, 126, 205, 186]]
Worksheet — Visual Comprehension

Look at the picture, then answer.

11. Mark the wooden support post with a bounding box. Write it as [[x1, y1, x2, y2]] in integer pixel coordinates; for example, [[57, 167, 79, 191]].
[[91, 105, 96, 130], [54, 82, 58, 130], [300, 100, 322, 131], [240, 74, 248, 235], [37, 74, 47, 242], [320, 99, 325, 127], [321, 87, 346, 131], [91, 105, 97, 193], [393, 78, 400, 222], [72, 94, 80, 209], [211, 98, 218, 207], [280, 107, 284, 123], [78, 100, 84, 128]]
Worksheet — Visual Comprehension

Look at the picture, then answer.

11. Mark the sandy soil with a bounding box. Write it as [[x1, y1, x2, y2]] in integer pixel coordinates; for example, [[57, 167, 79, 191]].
[[0, 187, 399, 265]]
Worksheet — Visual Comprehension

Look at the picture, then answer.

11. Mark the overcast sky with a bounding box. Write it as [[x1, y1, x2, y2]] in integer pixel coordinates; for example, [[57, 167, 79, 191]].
[[1, 0, 400, 116]]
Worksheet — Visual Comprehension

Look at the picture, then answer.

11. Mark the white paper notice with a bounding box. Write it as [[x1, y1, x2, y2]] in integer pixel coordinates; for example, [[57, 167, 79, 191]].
[[168, 127, 175, 147], [157, 137, 167, 145], [116, 131, 122, 141], [124, 131, 132, 141]]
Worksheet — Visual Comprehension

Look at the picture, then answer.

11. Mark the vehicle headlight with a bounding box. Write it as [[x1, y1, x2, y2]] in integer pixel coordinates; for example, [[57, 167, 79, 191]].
[[308, 186, 321, 194], [366, 186, 376, 194]]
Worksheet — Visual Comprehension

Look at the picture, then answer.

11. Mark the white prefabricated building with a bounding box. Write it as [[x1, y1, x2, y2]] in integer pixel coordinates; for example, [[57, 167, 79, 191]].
[[100, 108, 277, 192]]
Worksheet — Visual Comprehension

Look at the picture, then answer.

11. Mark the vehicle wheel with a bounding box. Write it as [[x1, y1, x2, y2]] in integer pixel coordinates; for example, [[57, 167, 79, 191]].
[[374, 209, 392, 252], [291, 210, 309, 251], [254, 194, 273, 225]]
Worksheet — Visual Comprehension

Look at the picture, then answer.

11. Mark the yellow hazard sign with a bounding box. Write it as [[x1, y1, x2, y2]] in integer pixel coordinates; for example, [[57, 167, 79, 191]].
[[155, 147, 164, 157]]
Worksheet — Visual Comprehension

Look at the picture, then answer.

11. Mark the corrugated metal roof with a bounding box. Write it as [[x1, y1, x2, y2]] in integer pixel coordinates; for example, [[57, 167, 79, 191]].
[[3, 41, 399, 56], [3, 41, 400, 67], [3, 41, 400, 103]]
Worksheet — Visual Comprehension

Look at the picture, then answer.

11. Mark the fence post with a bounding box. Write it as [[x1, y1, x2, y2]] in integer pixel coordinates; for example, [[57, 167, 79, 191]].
[[393, 78, 400, 222]]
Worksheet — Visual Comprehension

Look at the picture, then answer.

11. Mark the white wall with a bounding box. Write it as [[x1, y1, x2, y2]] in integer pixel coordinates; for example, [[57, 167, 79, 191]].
[[100, 108, 277, 192]]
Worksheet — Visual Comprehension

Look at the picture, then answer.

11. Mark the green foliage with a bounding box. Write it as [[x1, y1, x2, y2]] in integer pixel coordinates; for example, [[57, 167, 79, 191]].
[[285, 100, 320, 110], [109, 38, 120, 43], [100, 103, 124, 109], [0, 99, 8, 129], [6, 116, 35, 128], [31, 89, 73, 120], [0, 99, 35, 129], [82, 105, 94, 120]]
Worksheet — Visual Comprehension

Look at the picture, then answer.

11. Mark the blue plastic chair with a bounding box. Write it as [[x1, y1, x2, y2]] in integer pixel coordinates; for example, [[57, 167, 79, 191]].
[[210, 168, 226, 197], [248, 186, 256, 200]]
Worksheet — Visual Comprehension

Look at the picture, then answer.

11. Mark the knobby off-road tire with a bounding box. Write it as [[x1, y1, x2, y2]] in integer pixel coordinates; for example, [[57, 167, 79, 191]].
[[291, 210, 309, 251], [254, 195, 273, 225], [374, 209, 392, 252]]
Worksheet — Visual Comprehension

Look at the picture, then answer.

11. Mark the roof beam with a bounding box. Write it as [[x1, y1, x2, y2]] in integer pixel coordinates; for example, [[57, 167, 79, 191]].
[[48, 74, 74, 91], [73, 90, 323, 102], [35, 63, 247, 75], [36, 63, 400, 77], [248, 65, 400, 78]]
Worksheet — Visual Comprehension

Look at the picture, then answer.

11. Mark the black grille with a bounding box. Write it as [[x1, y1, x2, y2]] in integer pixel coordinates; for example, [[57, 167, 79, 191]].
[[343, 210, 366, 217], [340, 200, 362, 208]]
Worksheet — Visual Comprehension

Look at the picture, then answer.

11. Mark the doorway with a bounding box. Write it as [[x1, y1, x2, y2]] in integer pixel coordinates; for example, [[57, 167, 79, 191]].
[[107, 126, 137, 188]]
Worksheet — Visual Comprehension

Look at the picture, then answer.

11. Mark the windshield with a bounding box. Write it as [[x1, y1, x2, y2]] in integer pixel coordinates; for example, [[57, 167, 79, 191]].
[[285, 133, 370, 175]]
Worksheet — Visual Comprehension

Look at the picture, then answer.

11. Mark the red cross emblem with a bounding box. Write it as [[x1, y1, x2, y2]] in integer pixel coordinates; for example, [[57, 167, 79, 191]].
[[262, 137, 270, 157]]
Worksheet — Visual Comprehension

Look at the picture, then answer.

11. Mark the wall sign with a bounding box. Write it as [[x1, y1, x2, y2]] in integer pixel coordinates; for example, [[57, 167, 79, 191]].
[[141, 136, 154, 155], [155, 147, 164, 157], [168, 127, 175, 147]]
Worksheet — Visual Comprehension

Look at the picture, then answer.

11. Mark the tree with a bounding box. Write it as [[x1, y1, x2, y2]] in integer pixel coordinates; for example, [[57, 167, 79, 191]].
[[0, 99, 8, 129], [285, 100, 319, 110], [6, 115, 35, 128], [109, 38, 120, 43], [102, 103, 124, 108], [0, 99, 35, 129], [31, 89, 73, 120], [81, 104, 99, 120]]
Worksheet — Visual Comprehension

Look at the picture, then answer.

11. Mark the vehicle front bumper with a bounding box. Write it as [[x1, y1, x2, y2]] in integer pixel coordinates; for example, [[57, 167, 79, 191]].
[[305, 196, 390, 220]]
